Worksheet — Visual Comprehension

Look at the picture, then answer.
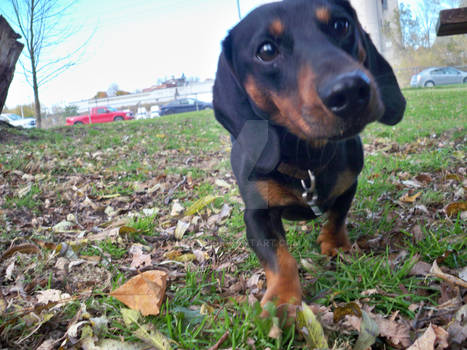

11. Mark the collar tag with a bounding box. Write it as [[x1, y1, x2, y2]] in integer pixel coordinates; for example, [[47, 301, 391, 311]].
[[301, 170, 322, 216]]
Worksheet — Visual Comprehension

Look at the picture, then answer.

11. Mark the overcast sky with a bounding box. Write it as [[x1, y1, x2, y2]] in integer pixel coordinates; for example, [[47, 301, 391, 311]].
[[2, 0, 421, 109]]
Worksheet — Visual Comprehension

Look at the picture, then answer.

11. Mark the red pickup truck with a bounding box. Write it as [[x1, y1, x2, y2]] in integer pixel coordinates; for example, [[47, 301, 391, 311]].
[[66, 107, 133, 125]]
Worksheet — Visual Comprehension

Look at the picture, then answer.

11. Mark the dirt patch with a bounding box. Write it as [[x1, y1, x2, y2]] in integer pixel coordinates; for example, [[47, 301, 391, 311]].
[[0, 123, 38, 144]]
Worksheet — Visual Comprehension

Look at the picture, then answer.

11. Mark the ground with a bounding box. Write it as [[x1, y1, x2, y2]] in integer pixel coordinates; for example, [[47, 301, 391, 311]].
[[0, 85, 466, 349]]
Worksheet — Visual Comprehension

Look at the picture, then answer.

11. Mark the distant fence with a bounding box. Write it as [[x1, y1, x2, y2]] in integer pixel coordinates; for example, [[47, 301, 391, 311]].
[[69, 81, 214, 114]]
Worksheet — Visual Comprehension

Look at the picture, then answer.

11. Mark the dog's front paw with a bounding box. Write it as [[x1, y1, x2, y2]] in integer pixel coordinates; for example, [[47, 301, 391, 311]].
[[317, 226, 351, 256], [260, 246, 302, 319], [260, 286, 301, 321]]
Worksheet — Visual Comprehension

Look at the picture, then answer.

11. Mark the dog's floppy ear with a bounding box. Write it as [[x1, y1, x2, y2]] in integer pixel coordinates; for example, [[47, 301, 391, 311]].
[[213, 34, 281, 174], [360, 31, 406, 125]]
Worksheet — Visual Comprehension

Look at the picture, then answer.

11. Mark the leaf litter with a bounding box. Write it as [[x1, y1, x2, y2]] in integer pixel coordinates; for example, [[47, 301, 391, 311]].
[[0, 117, 465, 349]]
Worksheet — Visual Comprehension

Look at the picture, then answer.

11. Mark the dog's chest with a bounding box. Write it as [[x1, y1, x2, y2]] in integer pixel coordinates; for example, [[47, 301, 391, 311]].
[[256, 163, 357, 216]]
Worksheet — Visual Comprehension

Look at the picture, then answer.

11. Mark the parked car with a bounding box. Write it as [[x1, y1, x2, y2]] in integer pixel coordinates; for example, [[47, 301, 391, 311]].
[[159, 98, 212, 116], [410, 67, 467, 87], [66, 106, 133, 125], [0, 113, 36, 128], [135, 107, 149, 120], [150, 105, 160, 118]]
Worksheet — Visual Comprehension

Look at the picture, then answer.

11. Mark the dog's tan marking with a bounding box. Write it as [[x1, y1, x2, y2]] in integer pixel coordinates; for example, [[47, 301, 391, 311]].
[[244, 75, 273, 112], [269, 19, 285, 37], [358, 40, 367, 63], [256, 180, 302, 207], [270, 93, 313, 140], [316, 7, 331, 23], [317, 211, 351, 256], [261, 243, 302, 307]]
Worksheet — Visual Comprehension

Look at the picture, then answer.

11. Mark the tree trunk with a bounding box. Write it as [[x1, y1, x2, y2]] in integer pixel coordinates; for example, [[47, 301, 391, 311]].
[[0, 15, 24, 113]]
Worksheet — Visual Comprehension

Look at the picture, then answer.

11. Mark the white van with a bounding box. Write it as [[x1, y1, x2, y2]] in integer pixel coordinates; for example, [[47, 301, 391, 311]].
[[135, 107, 148, 120], [150, 105, 160, 118]]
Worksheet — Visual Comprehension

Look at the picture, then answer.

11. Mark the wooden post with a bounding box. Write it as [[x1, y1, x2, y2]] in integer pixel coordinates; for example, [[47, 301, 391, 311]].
[[436, 7, 467, 36], [0, 15, 23, 113]]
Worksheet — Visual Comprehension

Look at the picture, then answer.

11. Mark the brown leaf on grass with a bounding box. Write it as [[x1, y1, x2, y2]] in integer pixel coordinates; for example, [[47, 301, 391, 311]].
[[129, 245, 152, 269], [415, 173, 432, 184], [1, 244, 41, 260], [120, 226, 138, 235], [111, 270, 167, 316], [407, 324, 449, 350], [444, 201, 467, 217], [448, 306, 467, 345], [373, 314, 411, 348], [399, 191, 422, 203], [333, 303, 362, 323]]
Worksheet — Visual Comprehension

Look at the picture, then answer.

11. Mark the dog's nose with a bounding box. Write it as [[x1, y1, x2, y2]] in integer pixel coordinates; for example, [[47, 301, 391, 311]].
[[319, 71, 371, 117]]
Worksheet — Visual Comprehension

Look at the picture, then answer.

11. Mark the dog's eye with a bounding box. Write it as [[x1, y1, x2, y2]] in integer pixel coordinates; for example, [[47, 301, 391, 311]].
[[256, 42, 279, 62], [330, 18, 351, 38]]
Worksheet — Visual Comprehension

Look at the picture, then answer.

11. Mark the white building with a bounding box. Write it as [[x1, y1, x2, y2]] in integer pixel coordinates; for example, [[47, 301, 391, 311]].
[[350, 0, 399, 60]]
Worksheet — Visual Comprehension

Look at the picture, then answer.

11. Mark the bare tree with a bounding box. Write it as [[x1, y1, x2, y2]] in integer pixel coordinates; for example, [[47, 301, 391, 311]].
[[6, 0, 90, 128], [107, 83, 119, 98]]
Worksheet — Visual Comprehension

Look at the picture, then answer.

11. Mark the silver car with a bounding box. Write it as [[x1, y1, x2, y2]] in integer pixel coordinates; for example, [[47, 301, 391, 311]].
[[410, 67, 467, 87], [0, 113, 37, 128]]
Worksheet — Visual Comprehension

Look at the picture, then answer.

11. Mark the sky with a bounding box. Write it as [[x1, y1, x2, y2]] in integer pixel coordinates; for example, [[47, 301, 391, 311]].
[[2, 0, 421, 109]]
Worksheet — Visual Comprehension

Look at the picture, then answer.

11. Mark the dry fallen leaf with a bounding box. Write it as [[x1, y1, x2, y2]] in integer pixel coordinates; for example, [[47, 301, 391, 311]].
[[373, 314, 411, 348], [407, 324, 449, 350], [399, 191, 422, 203], [333, 302, 362, 322], [174, 220, 190, 240], [36, 289, 72, 306], [1, 243, 41, 260], [130, 250, 152, 269], [170, 201, 184, 217], [444, 201, 467, 217], [111, 270, 167, 316]]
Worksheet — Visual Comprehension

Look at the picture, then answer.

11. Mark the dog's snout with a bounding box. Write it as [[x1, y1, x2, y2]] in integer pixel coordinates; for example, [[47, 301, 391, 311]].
[[319, 71, 371, 117]]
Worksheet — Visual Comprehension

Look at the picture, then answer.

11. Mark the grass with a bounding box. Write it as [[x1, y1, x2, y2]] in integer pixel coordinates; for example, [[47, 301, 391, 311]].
[[0, 86, 466, 349]]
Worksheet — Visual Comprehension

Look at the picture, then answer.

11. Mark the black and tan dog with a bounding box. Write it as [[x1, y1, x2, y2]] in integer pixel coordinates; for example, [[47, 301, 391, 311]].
[[213, 0, 405, 310]]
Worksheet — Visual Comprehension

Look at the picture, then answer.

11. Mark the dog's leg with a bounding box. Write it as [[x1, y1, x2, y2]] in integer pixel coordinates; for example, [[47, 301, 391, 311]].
[[317, 182, 357, 256], [244, 209, 302, 308]]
